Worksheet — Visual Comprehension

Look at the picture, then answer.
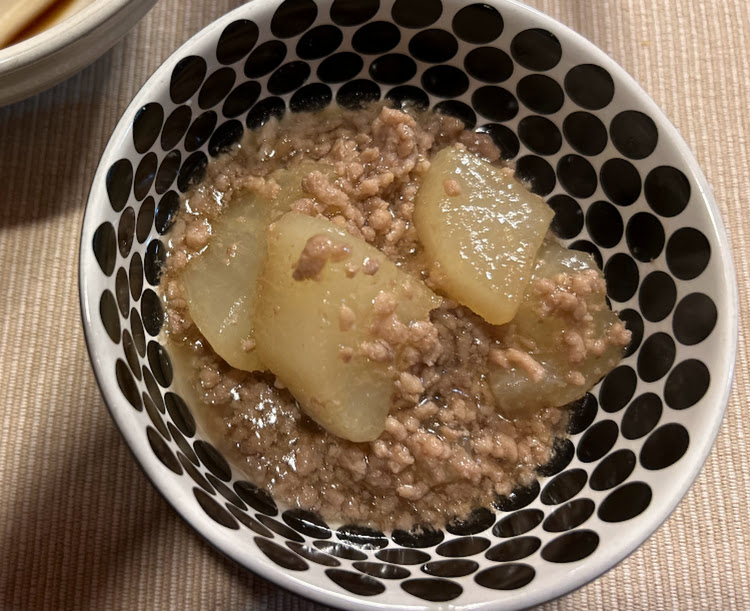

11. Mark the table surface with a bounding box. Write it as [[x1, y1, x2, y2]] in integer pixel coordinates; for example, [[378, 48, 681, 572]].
[[1, 0, 748, 609]]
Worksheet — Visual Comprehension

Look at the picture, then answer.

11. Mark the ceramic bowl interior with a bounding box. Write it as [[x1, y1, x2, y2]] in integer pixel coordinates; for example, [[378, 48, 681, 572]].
[[79, 0, 737, 608]]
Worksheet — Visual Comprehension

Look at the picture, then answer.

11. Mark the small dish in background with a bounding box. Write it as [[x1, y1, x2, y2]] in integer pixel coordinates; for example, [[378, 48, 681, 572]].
[[0, 0, 157, 106]]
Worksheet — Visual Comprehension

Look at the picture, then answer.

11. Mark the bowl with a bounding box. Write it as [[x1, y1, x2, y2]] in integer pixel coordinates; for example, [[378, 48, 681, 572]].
[[0, 0, 157, 106], [79, 0, 737, 608]]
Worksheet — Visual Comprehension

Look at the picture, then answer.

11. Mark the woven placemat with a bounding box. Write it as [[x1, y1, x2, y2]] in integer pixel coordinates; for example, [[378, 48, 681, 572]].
[[0, 0, 747, 608]]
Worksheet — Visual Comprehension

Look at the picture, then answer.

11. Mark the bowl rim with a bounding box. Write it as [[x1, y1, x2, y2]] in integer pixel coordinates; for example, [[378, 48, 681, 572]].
[[78, 0, 739, 608], [0, 0, 136, 75]]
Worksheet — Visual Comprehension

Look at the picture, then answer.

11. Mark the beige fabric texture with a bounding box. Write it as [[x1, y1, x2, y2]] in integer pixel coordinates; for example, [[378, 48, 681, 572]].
[[0, 0, 747, 608]]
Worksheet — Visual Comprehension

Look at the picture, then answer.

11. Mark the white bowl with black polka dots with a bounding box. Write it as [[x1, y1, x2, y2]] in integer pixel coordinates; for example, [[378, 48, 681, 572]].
[[79, 0, 738, 608]]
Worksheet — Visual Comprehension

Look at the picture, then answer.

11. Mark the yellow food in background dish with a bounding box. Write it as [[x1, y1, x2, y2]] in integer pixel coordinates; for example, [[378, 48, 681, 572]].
[[0, 0, 94, 48]]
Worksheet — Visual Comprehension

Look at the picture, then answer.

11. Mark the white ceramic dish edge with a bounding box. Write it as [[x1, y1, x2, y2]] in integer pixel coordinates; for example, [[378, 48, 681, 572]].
[[0, 0, 158, 106]]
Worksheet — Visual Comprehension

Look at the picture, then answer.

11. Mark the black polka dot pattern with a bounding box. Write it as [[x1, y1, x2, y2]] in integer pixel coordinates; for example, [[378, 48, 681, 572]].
[[330, 0, 378, 25], [598, 482, 652, 522], [515, 155, 555, 196], [564, 112, 607, 156], [446, 508, 495, 536], [133, 103, 163, 154], [639, 271, 676, 322], [199, 69, 236, 110], [619, 309, 644, 358], [297, 24, 343, 59], [370, 54, 417, 85], [315, 541, 368, 561], [392, 0, 442, 28], [116, 359, 140, 409], [386, 85, 429, 111], [235, 481, 278, 515], [601, 158, 642, 206], [337, 79, 381, 109], [610, 111, 658, 159], [637, 332, 676, 383], [665, 359, 710, 410], [666, 227, 711, 280], [423, 558, 477, 577], [476, 123, 519, 159], [432, 100, 476, 129], [518, 116, 562, 155], [541, 530, 599, 563], [565, 64, 614, 109], [352, 22, 400, 55], [599, 365, 637, 413], [161, 106, 191, 151], [517, 74, 564, 114], [493, 509, 544, 538], [422, 65, 469, 98], [170, 56, 207, 104], [318, 52, 363, 83], [605, 253, 640, 302], [354, 560, 410, 579], [475, 563, 535, 590], [472, 86, 518, 122], [568, 240, 603, 269], [100, 290, 120, 342], [436, 536, 490, 557], [589, 449, 636, 490], [641, 424, 690, 470], [184, 111, 217, 152], [209, 120, 245, 156], [409, 29, 458, 64], [257, 538, 309, 570], [106, 159, 132, 212], [577, 420, 619, 463], [376, 548, 430, 565], [645, 166, 691, 217], [135, 197, 154, 243], [268, 61, 311, 95], [626, 212, 665, 262], [245, 41, 287, 78], [177, 151, 208, 192], [216, 20, 259, 65], [493, 480, 540, 512], [115, 267, 129, 315], [84, 2, 729, 606], [452, 4, 503, 44], [622, 393, 663, 439], [143, 389, 168, 436], [540, 469, 587, 505], [402, 578, 462, 601], [566, 393, 598, 435], [586, 201, 623, 247], [271, 0, 317, 38], [246, 97, 286, 129], [464, 47, 512, 82], [558, 154, 597, 198], [288, 542, 340, 566], [511, 29, 561, 71], [147, 427, 180, 472], [223, 81, 261, 118], [543, 499, 595, 533], [290, 83, 333, 113]]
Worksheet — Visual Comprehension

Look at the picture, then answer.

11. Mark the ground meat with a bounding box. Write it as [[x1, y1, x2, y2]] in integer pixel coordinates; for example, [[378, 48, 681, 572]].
[[443, 178, 461, 196], [339, 304, 355, 331], [497, 348, 547, 382], [292, 233, 351, 281], [162, 103, 624, 530]]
